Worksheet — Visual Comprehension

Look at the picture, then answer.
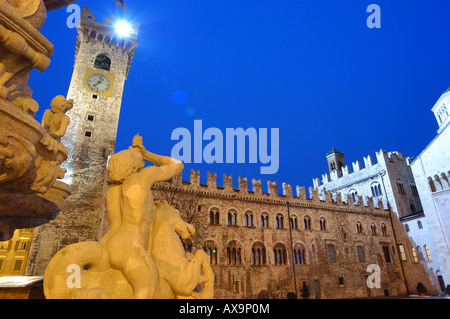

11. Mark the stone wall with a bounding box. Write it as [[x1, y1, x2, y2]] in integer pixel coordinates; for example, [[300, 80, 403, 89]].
[[151, 170, 409, 299], [411, 120, 450, 288]]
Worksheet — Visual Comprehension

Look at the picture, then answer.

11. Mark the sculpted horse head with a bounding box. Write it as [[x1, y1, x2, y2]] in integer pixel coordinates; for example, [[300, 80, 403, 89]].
[[154, 200, 195, 239], [147, 200, 214, 299]]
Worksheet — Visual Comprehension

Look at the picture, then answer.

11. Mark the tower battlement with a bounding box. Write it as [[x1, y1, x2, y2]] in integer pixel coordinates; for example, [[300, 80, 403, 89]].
[[79, 6, 139, 46], [155, 169, 387, 212], [313, 149, 414, 189]]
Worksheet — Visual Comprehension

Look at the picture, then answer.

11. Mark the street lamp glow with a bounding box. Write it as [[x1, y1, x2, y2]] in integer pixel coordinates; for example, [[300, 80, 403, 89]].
[[115, 20, 132, 37]]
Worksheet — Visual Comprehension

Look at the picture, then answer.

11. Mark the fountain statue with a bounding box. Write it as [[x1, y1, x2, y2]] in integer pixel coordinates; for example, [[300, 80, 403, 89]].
[[43, 134, 214, 299]]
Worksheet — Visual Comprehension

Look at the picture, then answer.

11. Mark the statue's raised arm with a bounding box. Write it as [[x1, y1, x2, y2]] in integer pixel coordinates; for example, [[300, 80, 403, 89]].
[[131, 133, 184, 183]]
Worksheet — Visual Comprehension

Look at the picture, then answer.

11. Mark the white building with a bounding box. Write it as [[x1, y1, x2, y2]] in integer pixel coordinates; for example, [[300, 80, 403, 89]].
[[313, 148, 442, 294], [410, 86, 450, 291]]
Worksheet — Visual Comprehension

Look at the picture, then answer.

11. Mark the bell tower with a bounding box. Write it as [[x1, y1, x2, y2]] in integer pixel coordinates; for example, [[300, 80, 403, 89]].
[[326, 148, 345, 179], [26, 6, 139, 275]]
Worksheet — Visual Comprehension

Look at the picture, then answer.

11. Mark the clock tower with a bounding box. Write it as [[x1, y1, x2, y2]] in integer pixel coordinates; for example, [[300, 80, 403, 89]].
[[26, 6, 139, 275]]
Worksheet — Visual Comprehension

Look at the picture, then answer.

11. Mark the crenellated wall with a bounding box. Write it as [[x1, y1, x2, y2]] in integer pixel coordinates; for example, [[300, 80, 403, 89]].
[[314, 149, 414, 189], [151, 168, 411, 299], [158, 169, 389, 215]]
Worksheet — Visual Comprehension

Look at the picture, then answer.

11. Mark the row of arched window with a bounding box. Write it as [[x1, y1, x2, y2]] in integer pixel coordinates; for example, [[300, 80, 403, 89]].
[[210, 209, 389, 236], [203, 240, 319, 266], [203, 240, 386, 266], [209, 208, 329, 232], [411, 245, 433, 263], [404, 220, 423, 232], [356, 221, 388, 235]]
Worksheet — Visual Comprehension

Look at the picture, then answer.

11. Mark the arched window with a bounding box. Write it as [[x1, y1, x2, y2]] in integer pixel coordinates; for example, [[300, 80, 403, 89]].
[[405, 224, 410, 232], [94, 53, 111, 71], [304, 216, 311, 230], [371, 182, 383, 197], [245, 211, 254, 227], [417, 220, 423, 229], [273, 243, 287, 265], [204, 240, 218, 265], [348, 189, 358, 203], [290, 216, 298, 230], [293, 243, 306, 265], [276, 214, 284, 229], [416, 246, 423, 261], [210, 208, 220, 225], [397, 181, 406, 194], [226, 240, 242, 265], [260, 213, 269, 228], [411, 247, 418, 263], [356, 221, 363, 234], [381, 223, 387, 235], [228, 210, 237, 226], [370, 223, 377, 235], [424, 245, 432, 262], [251, 242, 266, 265], [319, 217, 327, 231], [428, 177, 437, 192]]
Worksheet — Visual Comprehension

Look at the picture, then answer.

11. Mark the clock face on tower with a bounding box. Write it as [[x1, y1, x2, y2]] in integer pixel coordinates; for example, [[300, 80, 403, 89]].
[[86, 73, 111, 93], [84, 69, 115, 97]]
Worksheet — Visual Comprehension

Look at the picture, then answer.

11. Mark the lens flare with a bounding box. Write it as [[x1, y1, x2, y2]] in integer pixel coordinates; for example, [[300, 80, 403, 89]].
[[115, 20, 132, 37]]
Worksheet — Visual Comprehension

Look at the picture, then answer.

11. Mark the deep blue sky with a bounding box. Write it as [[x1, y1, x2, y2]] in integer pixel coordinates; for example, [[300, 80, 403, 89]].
[[31, 0, 450, 194]]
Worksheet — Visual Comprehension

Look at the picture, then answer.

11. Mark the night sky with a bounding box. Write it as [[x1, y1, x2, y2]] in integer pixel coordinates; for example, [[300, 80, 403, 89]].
[[31, 0, 450, 193]]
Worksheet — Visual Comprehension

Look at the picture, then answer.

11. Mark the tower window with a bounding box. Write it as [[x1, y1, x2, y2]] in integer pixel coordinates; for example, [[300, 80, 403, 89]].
[[371, 182, 383, 197], [85, 130, 92, 137], [92, 94, 98, 99], [94, 54, 111, 71], [87, 115, 94, 121]]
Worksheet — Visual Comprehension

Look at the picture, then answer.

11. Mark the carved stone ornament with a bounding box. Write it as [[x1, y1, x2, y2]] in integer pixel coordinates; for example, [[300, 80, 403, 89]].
[[0, 0, 75, 240]]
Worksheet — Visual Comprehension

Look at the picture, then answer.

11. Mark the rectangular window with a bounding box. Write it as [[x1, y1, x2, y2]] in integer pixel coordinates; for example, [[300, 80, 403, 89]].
[[398, 244, 407, 261], [338, 276, 344, 287], [13, 259, 23, 271], [17, 240, 27, 251], [85, 130, 92, 137], [327, 244, 336, 263], [424, 245, 433, 262], [411, 247, 418, 263], [356, 245, 365, 263], [382, 245, 391, 263], [87, 114, 94, 121], [0, 241, 7, 250]]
